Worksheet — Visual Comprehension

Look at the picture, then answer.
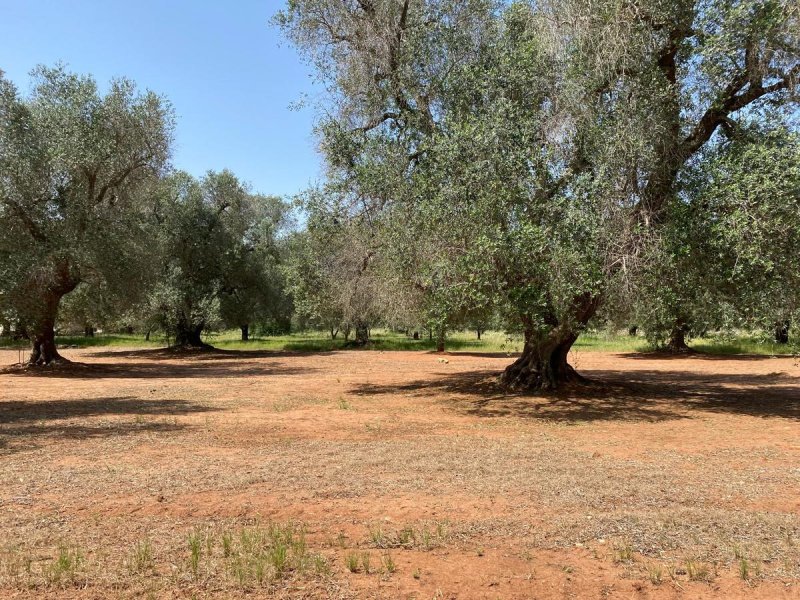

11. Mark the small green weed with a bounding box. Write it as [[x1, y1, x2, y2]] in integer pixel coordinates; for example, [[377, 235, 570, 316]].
[[127, 539, 154, 574], [382, 552, 396, 574], [188, 531, 202, 578], [44, 545, 83, 586], [345, 552, 360, 573]]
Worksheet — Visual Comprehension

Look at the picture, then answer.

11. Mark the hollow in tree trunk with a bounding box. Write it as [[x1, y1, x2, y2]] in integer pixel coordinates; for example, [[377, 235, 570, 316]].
[[501, 294, 599, 391], [240, 324, 249, 342]]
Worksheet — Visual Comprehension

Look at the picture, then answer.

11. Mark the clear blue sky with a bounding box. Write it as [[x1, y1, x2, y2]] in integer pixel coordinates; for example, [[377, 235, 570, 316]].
[[0, 0, 322, 197]]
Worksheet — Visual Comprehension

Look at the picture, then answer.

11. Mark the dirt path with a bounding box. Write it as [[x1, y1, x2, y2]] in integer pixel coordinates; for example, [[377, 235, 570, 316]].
[[1, 347, 799, 598]]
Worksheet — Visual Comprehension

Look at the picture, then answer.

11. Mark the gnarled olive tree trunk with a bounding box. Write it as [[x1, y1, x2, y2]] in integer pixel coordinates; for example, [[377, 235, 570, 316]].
[[354, 320, 369, 346], [26, 261, 80, 366], [665, 320, 691, 353], [173, 319, 211, 349], [775, 321, 790, 344], [501, 294, 599, 390], [29, 316, 63, 366]]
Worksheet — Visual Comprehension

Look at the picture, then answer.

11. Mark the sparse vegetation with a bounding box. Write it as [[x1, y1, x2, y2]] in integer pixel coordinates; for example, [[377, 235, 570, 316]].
[[345, 552, 360, 573], [684, 558, 712, 583], [612, 542, 634, 564], [646, 563, 663, 585], [127, 539, 154, 574], [382, 552, 396, 574], [44, 545, 84, 587], [365, 521, 452, 551]]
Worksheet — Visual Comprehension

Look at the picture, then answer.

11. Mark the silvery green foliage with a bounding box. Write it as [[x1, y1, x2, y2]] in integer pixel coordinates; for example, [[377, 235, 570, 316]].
[[282, 186, 399, 339], [218, 190, 293, 335], [0, 65, 173, 334], [142, 171, 290, 344], [279, 0, 799, 351]]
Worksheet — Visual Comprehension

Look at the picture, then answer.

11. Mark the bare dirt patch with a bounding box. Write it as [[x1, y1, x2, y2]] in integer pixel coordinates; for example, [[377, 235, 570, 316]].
[[1, 347, 799, 598]]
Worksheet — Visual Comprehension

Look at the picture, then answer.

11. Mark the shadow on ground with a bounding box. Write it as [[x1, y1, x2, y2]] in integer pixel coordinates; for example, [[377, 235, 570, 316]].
[[0, 396, 212, 452], [620, 351, 778, 361], [2, 349, 317, 379], [349, 364, 800, 422], [83, 347, 335, 360]]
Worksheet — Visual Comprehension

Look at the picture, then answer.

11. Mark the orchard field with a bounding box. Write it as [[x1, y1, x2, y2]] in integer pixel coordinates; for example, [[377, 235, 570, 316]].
[[2, 0, 800, 599], [2, 338, 800, 599]]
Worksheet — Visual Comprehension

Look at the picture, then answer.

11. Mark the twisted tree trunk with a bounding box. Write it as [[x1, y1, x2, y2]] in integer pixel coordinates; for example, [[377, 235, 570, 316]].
[[665, 320, 691, 353], [26, 260, 79, 366], [502, 331, 586, 390], [354, 320, 369, 346], [29, 316, 64, 365], [501, 294, 599, 391], [775, 321, 790, 344], [173, 319, 211, 349]]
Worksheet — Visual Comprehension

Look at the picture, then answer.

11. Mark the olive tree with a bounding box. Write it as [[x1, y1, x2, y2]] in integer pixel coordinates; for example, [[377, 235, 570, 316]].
[[219, 192, 292, 341], [0, 66, 173, 365], [283, 188, 393, 344], [279, 0, 799, 389], [144, 170, 288, 347]]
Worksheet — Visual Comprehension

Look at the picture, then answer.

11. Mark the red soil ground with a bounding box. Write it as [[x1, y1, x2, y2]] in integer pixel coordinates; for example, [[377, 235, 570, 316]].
[[1, 347, 799, 598]]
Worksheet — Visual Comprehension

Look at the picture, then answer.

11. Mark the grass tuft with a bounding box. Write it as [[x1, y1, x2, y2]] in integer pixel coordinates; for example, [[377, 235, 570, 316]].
[[127, 539, 154, 574], [345, 552, 360, 573], [44, 545, 84, 587]]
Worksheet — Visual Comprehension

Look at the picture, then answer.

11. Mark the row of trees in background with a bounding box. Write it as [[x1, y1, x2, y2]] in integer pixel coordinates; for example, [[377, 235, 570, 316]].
[[0, 67, 294, 363], [0, 65, 468, 362], [1, 0, 799, 386]]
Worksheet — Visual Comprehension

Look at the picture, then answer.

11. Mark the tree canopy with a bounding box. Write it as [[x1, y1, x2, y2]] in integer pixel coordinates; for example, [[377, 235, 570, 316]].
[[0, 66, 173, 363], [278, 0, 800, 388]]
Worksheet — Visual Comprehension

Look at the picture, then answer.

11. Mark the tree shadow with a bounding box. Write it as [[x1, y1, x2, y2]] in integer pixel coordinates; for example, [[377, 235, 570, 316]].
[[426, 351, 522, 359], [83, 347, 336, 360], [1, 352, 317, 379], [620, 351, 779, 361], [349, 365, 800, 422], [0, 396, 213, 453]]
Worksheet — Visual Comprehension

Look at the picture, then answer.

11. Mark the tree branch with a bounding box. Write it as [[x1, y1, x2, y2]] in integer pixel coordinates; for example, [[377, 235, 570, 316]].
[[682, 62, 800, 158], [2, 198, 47, 243]]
